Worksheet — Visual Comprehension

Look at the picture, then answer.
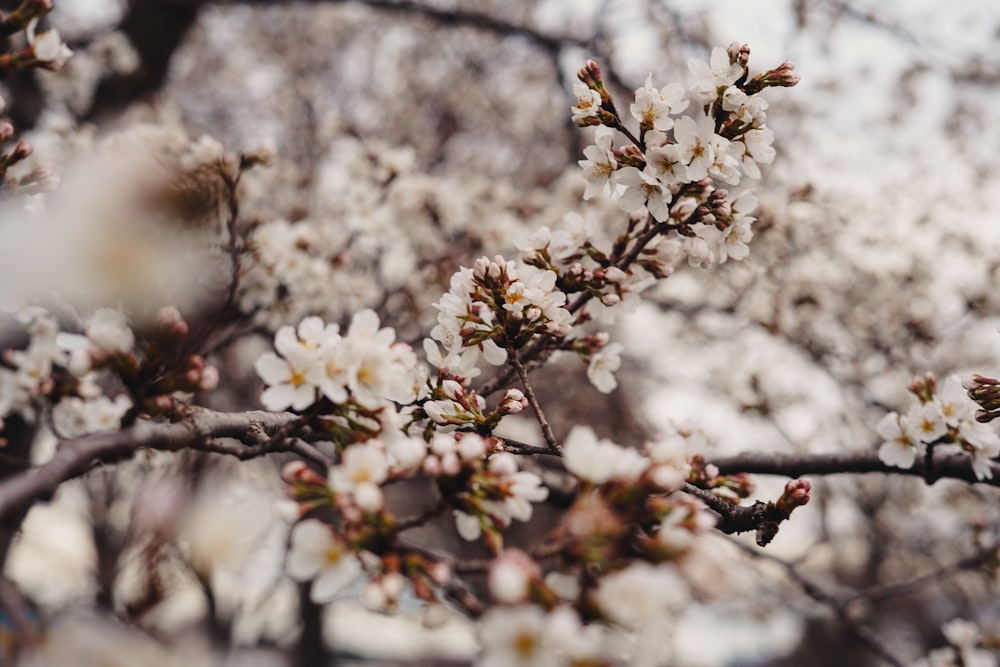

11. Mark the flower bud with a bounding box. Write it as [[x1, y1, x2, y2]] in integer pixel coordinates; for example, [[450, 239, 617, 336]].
[[9, 140, 32, 162]]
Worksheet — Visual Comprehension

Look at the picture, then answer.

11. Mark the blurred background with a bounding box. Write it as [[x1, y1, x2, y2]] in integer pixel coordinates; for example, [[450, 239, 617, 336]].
[[4, 1, 1000, 665]]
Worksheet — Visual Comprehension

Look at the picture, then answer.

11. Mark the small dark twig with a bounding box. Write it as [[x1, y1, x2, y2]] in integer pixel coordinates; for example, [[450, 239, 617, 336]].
[[731, 538, 908, 667], [507, 349, 559, 451]]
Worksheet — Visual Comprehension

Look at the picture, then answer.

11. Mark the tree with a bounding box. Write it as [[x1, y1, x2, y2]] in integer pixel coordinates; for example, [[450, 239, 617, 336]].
[[1, 1, 999, 665]]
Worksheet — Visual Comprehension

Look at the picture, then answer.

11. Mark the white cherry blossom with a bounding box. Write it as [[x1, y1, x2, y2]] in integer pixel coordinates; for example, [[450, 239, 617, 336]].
[[578, 126, 618, 200], [563, 425, 649, 484], [286, 519, 362, 604], [877, 412, 919, 469], [587, 341, 623, 393]]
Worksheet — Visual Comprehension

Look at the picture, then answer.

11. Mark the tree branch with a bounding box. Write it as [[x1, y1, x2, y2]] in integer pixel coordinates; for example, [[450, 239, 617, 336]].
[[710, 450, 1000, 487], [0, 408, 298, 521]]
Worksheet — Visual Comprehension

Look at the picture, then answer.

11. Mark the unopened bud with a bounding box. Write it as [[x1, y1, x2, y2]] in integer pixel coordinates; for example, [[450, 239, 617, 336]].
[[9, 140, 32, 162], [745, 61, 800, 94], [777, 478, 811, 514], [727, 42, 750, 70], [577, 60, 606, 94], [281, 460, 327, 487]]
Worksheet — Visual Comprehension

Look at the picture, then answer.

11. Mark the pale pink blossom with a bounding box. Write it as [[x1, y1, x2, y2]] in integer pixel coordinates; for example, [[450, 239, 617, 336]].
[[286, 519, 362, 604]]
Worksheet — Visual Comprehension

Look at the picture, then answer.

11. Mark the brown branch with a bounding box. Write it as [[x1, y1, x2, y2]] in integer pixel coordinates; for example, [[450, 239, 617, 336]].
[[508, 348, 559, 451], [498, 437, 554, 457], [710, 450, 1000, 487], [0, 408, 298, 521]]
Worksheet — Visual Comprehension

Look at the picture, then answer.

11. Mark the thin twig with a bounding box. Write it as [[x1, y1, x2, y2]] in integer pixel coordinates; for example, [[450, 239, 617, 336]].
[[507, 348, 559, 451], [847, 538, 1000, 605], [396, 499, 447, 532], [730, 537, 908, 667], [498, 436, 555, 456]]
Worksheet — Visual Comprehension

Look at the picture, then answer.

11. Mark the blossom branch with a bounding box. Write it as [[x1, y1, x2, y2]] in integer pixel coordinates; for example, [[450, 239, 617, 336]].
[[0, 409, 298, 521]]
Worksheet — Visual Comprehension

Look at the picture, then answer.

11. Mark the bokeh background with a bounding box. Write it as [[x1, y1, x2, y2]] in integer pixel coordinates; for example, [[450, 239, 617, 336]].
[[4, 1, 1000, 665]]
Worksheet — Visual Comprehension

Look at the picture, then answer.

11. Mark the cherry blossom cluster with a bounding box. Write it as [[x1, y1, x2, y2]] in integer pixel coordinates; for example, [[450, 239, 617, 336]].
[[278, 432, 549, 605], [570, 44, 796, 269], [236, 134, 579, 332], [877, 374, 1000, 480], [429, 255, 572, 370], [444, 437, 548, 551], [0, 1, 68, 195], [253, 309, 419, 412], [0, 1, 72, 77], [471, 427, 742, 665], [0, 305, 217, 440], [0, 307, 134, 437]]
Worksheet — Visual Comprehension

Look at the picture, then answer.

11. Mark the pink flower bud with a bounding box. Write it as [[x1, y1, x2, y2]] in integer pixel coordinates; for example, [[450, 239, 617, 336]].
[[10, 140, 32, 162]]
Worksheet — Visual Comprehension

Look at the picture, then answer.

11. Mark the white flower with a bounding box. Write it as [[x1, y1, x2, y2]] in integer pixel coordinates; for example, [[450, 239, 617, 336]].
[[85, 308, 135, 356], [673, 114, 723, 182], [0, 367, 28, 420], [501, 471, 549, 522], [478, 605, 557, 667], [877, 412, 919, 469], [254, 324, 324, 411], [645, 143, 689, 186], [717, 219, 753, 263], [645, 432, 692, 492], [587, 341, 623, 393], [630, 75, 688, 131], [571, 82, 603, 124], [737, 127, 776, 178], [687, 47, 743, 104], [548, 212, 598, 262], [342, 309, 417, 408], [286, 519, 362, 604], [939, 376, 975, 427], [27, 19, 73, 69], [563, 425, 649, 484], [942, 619, 981, 649], [958, 420, 1000, 480], [615, 166, 671, 221], [578, 126, 618, 200], [906, 400, 947, 444], [592, 562, 687, 629], [454, 510, 482, 541], [329, 443, 389, 512], [51, 394, 131, 438], [489, 549, 538, 604], [684, 232, 717, 268], [385, 434, 427, 473]]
